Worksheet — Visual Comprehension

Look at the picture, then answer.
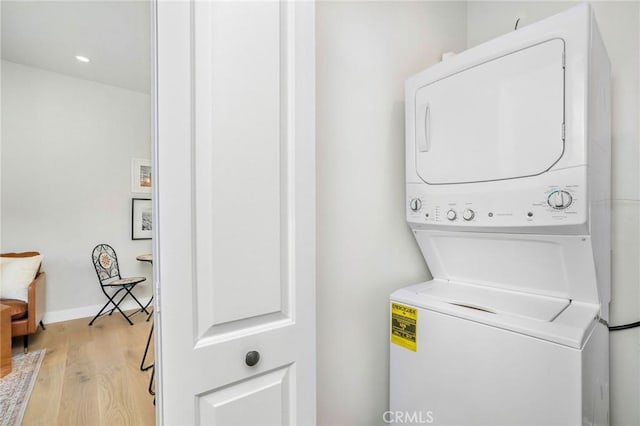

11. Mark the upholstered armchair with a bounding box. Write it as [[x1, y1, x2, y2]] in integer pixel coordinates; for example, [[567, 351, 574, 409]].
[[0, 252, 46, 352]]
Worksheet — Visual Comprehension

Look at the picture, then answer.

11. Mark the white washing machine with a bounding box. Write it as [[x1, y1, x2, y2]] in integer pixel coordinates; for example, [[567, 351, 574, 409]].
[[390, 4, 610, 425]]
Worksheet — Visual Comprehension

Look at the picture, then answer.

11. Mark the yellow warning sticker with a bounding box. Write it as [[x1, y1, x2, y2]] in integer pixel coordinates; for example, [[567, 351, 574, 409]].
[[391, 303, 417, 352]]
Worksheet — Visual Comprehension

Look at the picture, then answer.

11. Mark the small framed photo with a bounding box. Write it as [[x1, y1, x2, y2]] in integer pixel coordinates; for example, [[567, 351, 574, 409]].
[[131, 158, 152, 194], [132, 198, 152, 240]]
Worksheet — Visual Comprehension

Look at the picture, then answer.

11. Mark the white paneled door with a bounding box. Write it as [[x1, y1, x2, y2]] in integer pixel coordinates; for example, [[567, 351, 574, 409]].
[[154, 1, 315, 424]]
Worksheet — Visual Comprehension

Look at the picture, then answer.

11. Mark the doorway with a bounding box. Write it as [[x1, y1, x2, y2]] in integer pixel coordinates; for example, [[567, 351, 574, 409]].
[[1, 1, 155, 423]]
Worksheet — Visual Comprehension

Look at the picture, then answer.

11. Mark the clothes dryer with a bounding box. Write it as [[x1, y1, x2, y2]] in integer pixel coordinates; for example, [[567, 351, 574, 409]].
[[391, 4, 610, 425]]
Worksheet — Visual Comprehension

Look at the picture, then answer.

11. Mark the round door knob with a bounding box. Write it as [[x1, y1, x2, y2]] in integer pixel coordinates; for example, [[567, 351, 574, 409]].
[[446, 210, 457, 221], [245, 350, 260, 367], [409, 198, 422, 212], [463, 209, 475, 221]]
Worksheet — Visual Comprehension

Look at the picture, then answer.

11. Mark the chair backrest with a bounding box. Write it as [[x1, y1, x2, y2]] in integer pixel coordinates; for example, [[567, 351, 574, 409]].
[[91, 244, 121, 283]]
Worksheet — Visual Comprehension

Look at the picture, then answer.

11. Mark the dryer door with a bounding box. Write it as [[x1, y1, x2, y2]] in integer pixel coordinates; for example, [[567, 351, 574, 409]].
[[414, 39, 565, 185]]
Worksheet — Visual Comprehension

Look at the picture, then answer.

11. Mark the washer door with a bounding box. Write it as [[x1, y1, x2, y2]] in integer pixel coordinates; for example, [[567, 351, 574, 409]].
[[414, 39, 565, 185]]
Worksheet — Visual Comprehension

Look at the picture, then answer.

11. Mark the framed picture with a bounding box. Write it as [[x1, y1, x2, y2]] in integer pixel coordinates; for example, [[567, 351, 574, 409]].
[[132, 198, 152, 240], [131, 158, 152, 194]]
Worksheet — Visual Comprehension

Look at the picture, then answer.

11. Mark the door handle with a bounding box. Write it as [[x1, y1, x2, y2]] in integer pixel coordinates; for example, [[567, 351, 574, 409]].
[[245, 350, 260, 367], [417, 103, 430, 153]]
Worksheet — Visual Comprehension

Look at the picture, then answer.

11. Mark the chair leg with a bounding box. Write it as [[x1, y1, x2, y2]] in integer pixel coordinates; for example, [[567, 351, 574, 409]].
[[124, 286, 150, 315], [141, 323, 154, 371], [110, 291, 130, 316], [23, 335, 28, 353], [91, 284, 151, 326], [142, 295, 153, 311], [89, 288, 132, 326], [149, 365, 155, 396], [109, 285, 148, 322], [110, 299, 135, 326], [40, 320, 46, 330], [89, 296, 119, 326], [144, 296, 154, 321]]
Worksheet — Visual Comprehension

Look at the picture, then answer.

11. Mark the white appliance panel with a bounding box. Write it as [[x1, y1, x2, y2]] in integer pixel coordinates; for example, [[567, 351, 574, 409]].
[[413, 231, 599, 304], [586, 20, 612, 322], [407, 167, 588, 234], [414, 39, 565, 185], [390, 302, 586, 426]]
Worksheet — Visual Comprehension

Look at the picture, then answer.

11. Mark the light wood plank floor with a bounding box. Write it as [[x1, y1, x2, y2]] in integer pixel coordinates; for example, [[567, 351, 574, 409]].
[[12, 312, 155, 426]]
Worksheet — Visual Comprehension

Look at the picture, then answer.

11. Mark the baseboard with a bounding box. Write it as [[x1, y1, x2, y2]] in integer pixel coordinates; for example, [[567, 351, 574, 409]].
[[43, 297, 152, 324]]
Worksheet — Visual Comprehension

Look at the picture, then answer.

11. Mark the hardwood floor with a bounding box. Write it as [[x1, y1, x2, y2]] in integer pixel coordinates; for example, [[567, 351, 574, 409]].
[[13, 311, 155, 426]]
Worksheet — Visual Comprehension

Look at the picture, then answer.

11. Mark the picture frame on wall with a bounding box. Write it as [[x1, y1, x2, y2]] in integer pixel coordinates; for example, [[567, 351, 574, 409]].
[[132, 198, 152, 240], [131, 158, 152, 194]]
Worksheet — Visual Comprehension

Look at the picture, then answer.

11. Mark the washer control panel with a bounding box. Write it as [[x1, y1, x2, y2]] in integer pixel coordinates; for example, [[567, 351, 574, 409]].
[[407, 171, 587, 231]]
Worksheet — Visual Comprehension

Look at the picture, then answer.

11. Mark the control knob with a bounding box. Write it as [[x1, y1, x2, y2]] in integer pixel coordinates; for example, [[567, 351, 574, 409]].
[[409, 198, 422, 212], [446, 210, 457, 221], [547, 190, 573, 210], [463, 209, 475, 221]]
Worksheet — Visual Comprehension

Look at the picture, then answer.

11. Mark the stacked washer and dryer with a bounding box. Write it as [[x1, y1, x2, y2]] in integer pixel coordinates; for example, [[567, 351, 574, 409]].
[[390, 4, 611, 425]]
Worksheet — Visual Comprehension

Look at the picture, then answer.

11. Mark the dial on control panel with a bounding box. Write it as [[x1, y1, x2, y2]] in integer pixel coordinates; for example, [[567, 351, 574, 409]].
[[409, 198, 422, 212], [446, 210, 457, 221], [463, 209, 475, 221], [547, 190, 573, 210]]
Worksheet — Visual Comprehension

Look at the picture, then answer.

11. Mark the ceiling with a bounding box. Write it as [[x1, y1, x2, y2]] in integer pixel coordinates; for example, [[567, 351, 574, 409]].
[[2, 1, 150, 93]]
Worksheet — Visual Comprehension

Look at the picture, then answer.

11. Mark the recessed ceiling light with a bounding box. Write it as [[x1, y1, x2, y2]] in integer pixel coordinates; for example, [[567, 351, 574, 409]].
[[75, 55, 90, 63]]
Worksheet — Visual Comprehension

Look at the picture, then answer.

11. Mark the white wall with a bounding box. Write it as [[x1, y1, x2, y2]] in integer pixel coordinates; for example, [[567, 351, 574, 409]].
[[465, 3, 640, 425], [316, 2, 467, 424], [319, 2, 640, 425], [1, 60, 152, 322]]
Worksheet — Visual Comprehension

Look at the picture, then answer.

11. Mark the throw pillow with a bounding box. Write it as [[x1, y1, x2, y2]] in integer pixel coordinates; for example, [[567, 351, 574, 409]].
[[0, 255, 43, 302]]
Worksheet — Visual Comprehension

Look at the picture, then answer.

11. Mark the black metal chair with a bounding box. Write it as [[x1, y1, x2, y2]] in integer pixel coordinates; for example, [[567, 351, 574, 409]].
[[89, 244, 148, 326]]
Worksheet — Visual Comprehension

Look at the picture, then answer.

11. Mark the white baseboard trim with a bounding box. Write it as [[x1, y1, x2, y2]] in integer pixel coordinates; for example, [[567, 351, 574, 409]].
[[43, 297, 152, 324]]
